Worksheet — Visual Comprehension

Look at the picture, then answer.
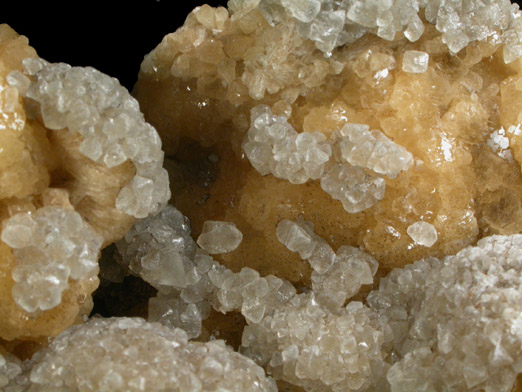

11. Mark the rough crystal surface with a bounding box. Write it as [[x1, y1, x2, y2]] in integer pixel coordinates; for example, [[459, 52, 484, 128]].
[[8, 317, 277, 392], [135, 0, 522, 280], [2, 206, 102, 313], [11, 58, 170, 219], [4, 0, 522, 389], [261, 0, 522, 57], [0, 24, 170, 343], [368, 234, 522, 392], [0, 350, 21, 388]]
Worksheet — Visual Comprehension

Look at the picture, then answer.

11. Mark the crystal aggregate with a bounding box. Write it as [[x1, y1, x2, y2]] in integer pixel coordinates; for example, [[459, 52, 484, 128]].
[[8, 58, 170, 219], [1, 206, 103, 314], [4, 0, 522, 389]]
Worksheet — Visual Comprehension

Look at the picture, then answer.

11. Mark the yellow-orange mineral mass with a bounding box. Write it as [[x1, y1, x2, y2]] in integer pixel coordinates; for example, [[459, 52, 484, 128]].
[[0, 25, 170, 342], [135, 1, 522, 284]]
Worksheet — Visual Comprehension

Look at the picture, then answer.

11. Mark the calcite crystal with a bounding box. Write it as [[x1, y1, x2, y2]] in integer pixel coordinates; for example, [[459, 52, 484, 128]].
[[134, 0, 522, 287], [6, 317, 277, 391], [0, 25, 169, 343], [115, 204, 522, 392], [368, 234, 522, 392], [4, 0, 522, 390]]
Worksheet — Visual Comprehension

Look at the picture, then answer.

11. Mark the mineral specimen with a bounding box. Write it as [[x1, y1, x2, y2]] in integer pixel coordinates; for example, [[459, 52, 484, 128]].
[[4, 0, 522, 390], [116, 205, 387, 391], [6, 317, 277, 391], [1, 206, 103, 314], [134, 0, 522, 286], [0, 24, 169, 342], [368, 234, 522, 392]]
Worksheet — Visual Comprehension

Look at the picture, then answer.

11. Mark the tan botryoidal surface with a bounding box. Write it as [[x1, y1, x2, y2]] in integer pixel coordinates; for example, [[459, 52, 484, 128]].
[[135, 2, 522, 284]]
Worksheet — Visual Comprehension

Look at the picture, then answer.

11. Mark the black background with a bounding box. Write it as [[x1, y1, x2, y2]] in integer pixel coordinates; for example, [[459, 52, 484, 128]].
[[3, 1, 229, 91], [3, 0, 522, 91]]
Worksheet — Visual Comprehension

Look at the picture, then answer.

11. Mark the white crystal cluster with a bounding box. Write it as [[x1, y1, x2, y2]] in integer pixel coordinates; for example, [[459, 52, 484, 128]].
[[319, 164, 386, 213], [117, 205, 290, 336], [244, 105, 412, 213], [257, 0, 522, 61], [337, 123, 414, 179], [243, 105, 332, 184], [367, 234, 522, 392], [116, 205, 196, 292], [1, 206, 102, 313], [488, 126, 515, 161], [243, 295, 391, 392], [7, 58, 170, 218], [116, 204, 522, 391], [7, 317, 276, 392], [118, 207, 391, 391], [0, 351, 21, 389], [277, 217, 378, 309]]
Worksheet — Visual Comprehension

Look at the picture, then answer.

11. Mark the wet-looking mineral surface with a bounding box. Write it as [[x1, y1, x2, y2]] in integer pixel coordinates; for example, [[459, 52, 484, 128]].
[[4, 0, 522, 390]]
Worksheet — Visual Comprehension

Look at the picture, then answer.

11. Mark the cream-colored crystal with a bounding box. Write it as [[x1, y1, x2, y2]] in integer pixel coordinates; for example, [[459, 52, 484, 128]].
[[406, 221, 438, 247], [368, 234, 522, 392], [2, 206, 102, 313], [11, 58, 170, 219], [0, 24, 169, 343], [9, 317, 277, 392], [135, 0, 522, 281], [197, 221, 243, 254]]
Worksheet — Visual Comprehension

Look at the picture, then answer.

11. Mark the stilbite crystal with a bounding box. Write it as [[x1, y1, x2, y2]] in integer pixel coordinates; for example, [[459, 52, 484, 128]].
[[6, 317, 277, 392], [0, 24, 169, 343], [197, 220, 244, 254], [135, 0, 522, 284], [367, 235, 522, 392], [3, 0, 522, 390]]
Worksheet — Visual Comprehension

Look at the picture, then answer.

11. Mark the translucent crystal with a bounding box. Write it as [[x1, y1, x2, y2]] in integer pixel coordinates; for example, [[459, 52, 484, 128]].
[[2, 206, 102, 313], [402, 50, 430, 74], [368, 235, 522, 392], [11, 60, 170, 219], [281, 0, 321, 23], [242, 292, 389, 392], [116, 205, 197, 291], [277, 217, 335, 274], [0, 351, 21, 388], [407, 221, 438, 247], [339, 123, 414, 179], [244, 105, 332, 184], [276, 218, 316, 259], [197, 221, 243, 254], [320, 164, 386, 213], [17, 317, 277, 392], [313, 246, 379, 309], [264, 0, 522, 60]]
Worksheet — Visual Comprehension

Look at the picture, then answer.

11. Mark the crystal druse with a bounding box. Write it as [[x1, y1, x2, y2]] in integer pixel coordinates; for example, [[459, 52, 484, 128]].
[[4, 0, 522, 390]]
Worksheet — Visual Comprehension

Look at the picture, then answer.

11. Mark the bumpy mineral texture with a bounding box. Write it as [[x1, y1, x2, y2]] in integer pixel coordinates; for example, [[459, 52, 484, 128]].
[[135, 0, 522, 286], [116, 203, 522, 392], [0, 25, 169, 343], [5, 317, 277, 391], [5, 0, 522, 390]]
